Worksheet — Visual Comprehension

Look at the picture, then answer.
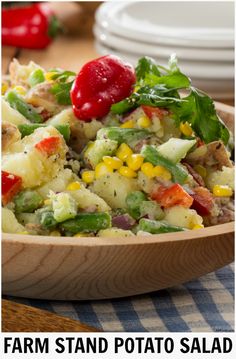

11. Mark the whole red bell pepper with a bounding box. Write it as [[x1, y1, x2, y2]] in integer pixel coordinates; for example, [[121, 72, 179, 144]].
[[70, 55, 136, 121], [2, 3, 60, 49], [2, 171, 22, 205]]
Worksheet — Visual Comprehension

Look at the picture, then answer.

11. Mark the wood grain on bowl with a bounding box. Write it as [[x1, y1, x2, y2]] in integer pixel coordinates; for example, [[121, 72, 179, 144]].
[[2, 299, 100, 332], [2, 102, 235, 300]]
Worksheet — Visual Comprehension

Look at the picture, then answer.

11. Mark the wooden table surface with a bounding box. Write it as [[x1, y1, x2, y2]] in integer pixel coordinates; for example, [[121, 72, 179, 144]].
[[2, 35, 234, 106], [2, 36, 99, 75]]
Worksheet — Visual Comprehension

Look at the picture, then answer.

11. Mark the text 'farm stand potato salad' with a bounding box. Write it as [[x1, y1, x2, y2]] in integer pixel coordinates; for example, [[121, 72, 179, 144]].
[[2, 55, 234, 237]]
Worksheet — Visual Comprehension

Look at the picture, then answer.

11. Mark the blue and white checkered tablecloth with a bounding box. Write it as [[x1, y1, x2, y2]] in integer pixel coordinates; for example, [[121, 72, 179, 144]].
[[6, 264, 234, 332]]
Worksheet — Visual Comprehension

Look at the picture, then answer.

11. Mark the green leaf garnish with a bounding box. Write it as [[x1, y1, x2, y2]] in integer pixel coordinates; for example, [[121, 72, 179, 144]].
[[50, 69, 76, 105], [136, 56, 161, 82], [171, 88, 230, 145], [51, 81, 73, 105], [111, 54, 230, 145]]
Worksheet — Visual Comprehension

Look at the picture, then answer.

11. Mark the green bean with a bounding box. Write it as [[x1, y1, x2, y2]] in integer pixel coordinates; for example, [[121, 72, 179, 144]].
[[53, 125, 70, 142], [60, 212, 111, 234], [111, 97, 136, 115], [141, 145, 188, 184], [18, 123, 71, 142], [97, 127, 150, 145], [126, 191, 147, 219], [28, 69, 45, 87], [14, 190, 43, 213], [138, 218, 185, 234], [6, 91, 42, 123]]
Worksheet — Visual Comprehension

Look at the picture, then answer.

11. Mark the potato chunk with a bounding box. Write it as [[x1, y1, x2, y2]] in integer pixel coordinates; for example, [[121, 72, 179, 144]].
[[2, 122, 21, 152], [91, 172, 140, 209], [2, 208, 25, 233], [164, 206, 203, 229], [2, 126, 67, 188]]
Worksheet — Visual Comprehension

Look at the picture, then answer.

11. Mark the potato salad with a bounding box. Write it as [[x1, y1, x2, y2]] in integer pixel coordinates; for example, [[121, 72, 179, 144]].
[[2, 55, 234, 237]]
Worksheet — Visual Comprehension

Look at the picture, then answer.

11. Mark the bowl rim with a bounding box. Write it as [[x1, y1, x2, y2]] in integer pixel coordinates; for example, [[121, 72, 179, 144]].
[[2, 222, 234, 247]]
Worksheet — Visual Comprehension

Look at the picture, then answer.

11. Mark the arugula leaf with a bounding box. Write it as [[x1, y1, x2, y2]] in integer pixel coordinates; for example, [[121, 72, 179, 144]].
[[112, 54, 230, 145], [50, 70, 76, 82], [51, 81, 73, 105], [168, 53, 180, 73], [135, 54, 190, 89], [144, 72, 190, 89], [171, 88, 230, 145], [50, 69, 76, 105], [135, 56, 161, 82], [111, 86, 184, 115]]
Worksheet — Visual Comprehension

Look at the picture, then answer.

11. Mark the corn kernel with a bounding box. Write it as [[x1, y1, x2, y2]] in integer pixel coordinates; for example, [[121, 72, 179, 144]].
[[45, 71, 57, 81], [120, 119, 135, 128], [66, 181, 81, 191], [74, 232, 83, 237], [153, 165, 172, 180], [74, 232, 91, 237], [18, 231, 29, 235], [192, 224, 204, 230], [141, 162, 155, 178], [95, 162, 113, 179], [116, 143, 133, 161], [213, 185, 233, 197], [14, 85, 26, 96], [103, 156, 123, 169], [193, 164, 207, 178], [2, 82, 8, 95], [137, 115, 152, 128], [50, 231, 61, 236], [44, 199, 51, 206], [118, 166, 137, 178], [180, 122, 193, 136], [126, 154, 144, 171], [82, 170, 95, 184]]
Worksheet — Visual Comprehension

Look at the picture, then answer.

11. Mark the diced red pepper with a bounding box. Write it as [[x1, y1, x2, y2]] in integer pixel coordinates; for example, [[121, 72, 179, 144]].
[[151, 184, 193, 208], [190, 186, 213, 216], [35, 136, 60, 156], [2, 171, 22, 205], [142, 105, 169, 120], [70, 55, 136, 121]]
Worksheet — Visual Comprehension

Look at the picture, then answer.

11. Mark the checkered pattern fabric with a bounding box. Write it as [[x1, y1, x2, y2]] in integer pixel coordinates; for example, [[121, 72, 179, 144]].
[[5, 264, 234, 332]]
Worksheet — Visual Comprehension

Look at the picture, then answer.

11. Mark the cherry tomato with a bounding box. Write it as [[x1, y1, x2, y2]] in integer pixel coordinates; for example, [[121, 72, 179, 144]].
[[70, 55, 136, 121]]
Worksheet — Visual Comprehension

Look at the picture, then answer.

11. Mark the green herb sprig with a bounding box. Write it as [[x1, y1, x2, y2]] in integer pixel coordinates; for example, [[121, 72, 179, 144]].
[[50, 69, 76, 106], [111, 54, 230, 145]]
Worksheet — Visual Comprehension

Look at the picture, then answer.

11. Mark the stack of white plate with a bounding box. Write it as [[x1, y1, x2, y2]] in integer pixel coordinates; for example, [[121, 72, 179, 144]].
[[94, 1, 234, 100]]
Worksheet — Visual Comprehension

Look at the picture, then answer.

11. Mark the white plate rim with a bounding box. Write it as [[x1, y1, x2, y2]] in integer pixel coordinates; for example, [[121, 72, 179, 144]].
[[94, 24, 234, 62], [95, 41, 234, 79], [96, 2, 234, 48]]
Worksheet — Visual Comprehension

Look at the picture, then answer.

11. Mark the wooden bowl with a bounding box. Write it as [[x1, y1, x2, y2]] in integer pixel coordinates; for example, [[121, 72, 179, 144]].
[[2, 102, 234, 300]]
